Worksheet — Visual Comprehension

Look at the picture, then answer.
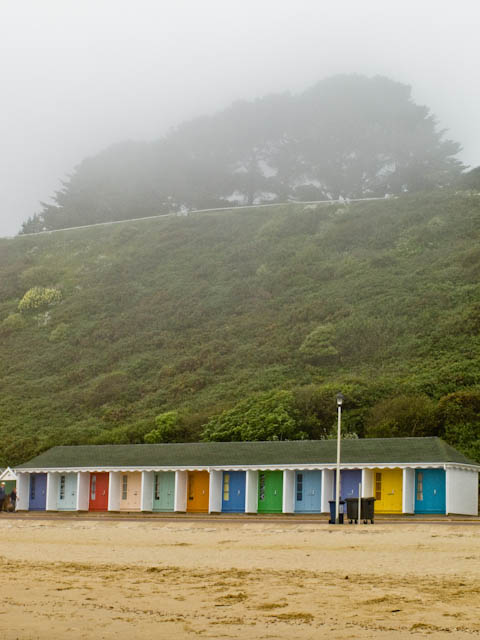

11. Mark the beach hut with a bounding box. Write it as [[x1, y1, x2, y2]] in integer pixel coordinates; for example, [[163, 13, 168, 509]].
[[56, 473, 78, 510], [119, 472, 142, 511], [0, 467, 17, 497], [295, 470, 322, 513], [187, 470, 209, 512], [28, 473, 47, 510], [152, 471, 175, 511], [415, 468, 446, 514], [258, 470, 283, 513], [13, 438, 480, 516], [89, 472, 109, 511], [222, 471, 246, 512], [372, 468, 403, 513]]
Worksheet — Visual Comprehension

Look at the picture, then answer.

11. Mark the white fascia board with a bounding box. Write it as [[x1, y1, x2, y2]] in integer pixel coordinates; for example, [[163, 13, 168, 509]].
[[15, 462, 480, 474]]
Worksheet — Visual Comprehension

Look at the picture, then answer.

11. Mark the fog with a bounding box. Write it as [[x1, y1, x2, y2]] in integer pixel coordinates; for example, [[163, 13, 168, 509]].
[[1, 0, 479, 237]]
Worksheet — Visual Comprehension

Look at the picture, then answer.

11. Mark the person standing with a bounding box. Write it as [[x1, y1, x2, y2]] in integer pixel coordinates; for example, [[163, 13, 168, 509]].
[[0, 483, 6, 512], [10, 487, 17, 511]]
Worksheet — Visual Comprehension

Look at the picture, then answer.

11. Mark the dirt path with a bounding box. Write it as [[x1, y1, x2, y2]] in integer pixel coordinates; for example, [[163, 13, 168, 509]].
[[0, 519, 479, 639]]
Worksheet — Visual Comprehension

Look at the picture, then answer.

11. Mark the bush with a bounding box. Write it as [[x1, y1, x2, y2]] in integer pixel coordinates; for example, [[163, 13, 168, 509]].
[[1, 313, 26, 334], [365, 395, 437, 438], [18, 286, 62, 313]]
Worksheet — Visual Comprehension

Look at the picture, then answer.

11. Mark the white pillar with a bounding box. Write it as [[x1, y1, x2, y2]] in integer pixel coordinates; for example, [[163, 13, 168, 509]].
[[209, 470, 223, 513], [174, 470, 187, 512], [108, 471, 121, 511], [403, 468, 415, 514], [321, 469, 334, 512], [141, 471, 154, 512], [46, 472, 60, 511], [245, 469, 258, 514], [77, 472, 90, 511], [16, 473, 30, 510], [282, 469, 295, 514], [362, 469, 374, 497]]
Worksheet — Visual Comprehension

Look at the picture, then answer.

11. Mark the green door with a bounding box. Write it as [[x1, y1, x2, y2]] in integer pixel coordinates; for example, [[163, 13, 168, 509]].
[[152, 472, 175, 511], [258, 470, 283, 513]]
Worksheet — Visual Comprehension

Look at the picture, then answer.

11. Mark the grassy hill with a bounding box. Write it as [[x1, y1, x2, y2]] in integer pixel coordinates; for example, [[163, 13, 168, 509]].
[[1, 191, 480, 465]]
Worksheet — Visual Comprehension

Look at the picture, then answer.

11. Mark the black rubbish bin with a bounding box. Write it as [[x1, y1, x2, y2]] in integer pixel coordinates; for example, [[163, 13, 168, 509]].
[[346, 497, 359, 523], [346, 497, 375, 524], [361, 497, 375, 524], [328, 500, 345, 524]]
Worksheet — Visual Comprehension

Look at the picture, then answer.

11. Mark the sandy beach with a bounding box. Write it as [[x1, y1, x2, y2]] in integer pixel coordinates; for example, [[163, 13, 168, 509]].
[[0, 516, 479, 639]]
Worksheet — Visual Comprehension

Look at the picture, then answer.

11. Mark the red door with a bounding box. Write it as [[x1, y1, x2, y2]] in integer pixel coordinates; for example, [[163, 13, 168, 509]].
[[89, 473, 109, 511]]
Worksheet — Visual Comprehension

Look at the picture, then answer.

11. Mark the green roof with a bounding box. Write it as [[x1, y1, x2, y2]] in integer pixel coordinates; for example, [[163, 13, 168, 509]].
[[16, 437, 478, 469]]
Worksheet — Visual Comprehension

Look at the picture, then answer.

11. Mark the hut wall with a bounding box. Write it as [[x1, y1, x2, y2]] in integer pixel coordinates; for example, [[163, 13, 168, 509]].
[[17, 473, 29, 510], [321, 469, 334, 512], [245, 469, 258, 514], [403, 468, 415, 514], [108, 471, 121, 511], [46, 472, 60, 511], [77, 472, 90, 510], [141, 471, 154, 512], [209, 470, 222, 513], [282, 469, 295, 514], [174, 470, 187, 512], [446, 468, 478, 515], [362, 469, 374, 497]]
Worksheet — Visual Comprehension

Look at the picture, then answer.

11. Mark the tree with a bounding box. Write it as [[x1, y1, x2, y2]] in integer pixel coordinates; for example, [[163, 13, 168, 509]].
[[202, 390, 307, 442], [364, 395, 437, 438], [20, 75, 463, 233]]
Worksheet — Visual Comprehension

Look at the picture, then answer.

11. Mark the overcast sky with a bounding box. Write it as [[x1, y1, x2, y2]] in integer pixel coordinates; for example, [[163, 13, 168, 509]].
[[1, 0, 479, 237]]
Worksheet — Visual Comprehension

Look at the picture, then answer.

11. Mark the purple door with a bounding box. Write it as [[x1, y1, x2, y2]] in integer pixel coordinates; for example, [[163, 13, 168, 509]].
[[333, 470, 362, 500], [29, 473, 47, 510]]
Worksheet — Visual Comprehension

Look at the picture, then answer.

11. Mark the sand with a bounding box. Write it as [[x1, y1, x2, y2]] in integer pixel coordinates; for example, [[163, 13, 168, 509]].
[[0, 517, 479, 639]]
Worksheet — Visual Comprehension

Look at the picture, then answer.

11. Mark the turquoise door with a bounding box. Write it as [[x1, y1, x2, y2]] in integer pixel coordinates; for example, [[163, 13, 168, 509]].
[[152, 472, 175, 511], [57, 473, 77, 510], [295, 471, 322, 512], [415, 469, 446, 514]]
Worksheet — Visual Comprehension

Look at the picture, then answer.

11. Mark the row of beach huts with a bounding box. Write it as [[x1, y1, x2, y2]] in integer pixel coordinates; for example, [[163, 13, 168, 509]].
[[12, 437, 479, 516]]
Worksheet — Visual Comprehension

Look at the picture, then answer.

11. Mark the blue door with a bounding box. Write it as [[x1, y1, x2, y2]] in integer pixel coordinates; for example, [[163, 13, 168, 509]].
[[415, 469, 446, 514], [295, 471, 322, 512], [29, 473, 47, 511], [333, 470, 362, 500], [222, 471, 246, 512]]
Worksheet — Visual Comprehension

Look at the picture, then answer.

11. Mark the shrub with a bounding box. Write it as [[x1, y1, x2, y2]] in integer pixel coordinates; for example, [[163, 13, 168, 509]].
[[18, 286, 62, 313]]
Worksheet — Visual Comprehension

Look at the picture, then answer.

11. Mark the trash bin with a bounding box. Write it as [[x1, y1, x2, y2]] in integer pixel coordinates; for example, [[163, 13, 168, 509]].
[[346, 497, 375, 523], [328, 500, 345, 524], [346, 497, 359, 523], [361, 497, 375, 524]]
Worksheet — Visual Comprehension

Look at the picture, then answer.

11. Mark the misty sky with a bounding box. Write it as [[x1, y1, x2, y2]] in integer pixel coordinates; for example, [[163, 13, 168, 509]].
[[1, 0, 479, 237]]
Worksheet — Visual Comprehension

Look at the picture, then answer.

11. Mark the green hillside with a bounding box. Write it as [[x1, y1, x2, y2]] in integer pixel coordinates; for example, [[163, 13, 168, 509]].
[[2, 191, 480, 465]]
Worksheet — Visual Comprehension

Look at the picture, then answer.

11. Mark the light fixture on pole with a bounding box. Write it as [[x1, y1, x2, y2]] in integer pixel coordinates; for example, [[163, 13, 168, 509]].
[[335, 392, 344, 524]]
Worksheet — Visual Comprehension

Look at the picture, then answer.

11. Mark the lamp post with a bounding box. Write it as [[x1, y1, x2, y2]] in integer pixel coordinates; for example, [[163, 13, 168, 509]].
[[335, 392, 344, 524]]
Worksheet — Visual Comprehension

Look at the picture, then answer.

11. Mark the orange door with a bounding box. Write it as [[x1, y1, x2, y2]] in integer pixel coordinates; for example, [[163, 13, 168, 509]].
[[119, 472, 142, 511], [187, 471, 209, 513]]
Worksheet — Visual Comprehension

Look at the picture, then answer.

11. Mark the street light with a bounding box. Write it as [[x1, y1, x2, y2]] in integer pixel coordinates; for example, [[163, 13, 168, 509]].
[[335, 392, 344, 524]]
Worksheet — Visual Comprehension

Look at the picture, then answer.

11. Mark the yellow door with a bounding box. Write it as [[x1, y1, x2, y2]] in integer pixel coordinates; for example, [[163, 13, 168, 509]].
[[374, 469, 402, 513], [120, 472, 142, 511], [187, 471, 209, 512]]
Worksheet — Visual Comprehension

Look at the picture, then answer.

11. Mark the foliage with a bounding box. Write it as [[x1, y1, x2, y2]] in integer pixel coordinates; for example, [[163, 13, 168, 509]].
[[202, 391, 307, 441], [436, 391, 480, 462], [1, 192, 480, 464], [20, 75, 463, 233], [144, 411, 181, 443], [299, 324, 338, 364], [18, 286, 62, 313], [364, 395, 437, 438]]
